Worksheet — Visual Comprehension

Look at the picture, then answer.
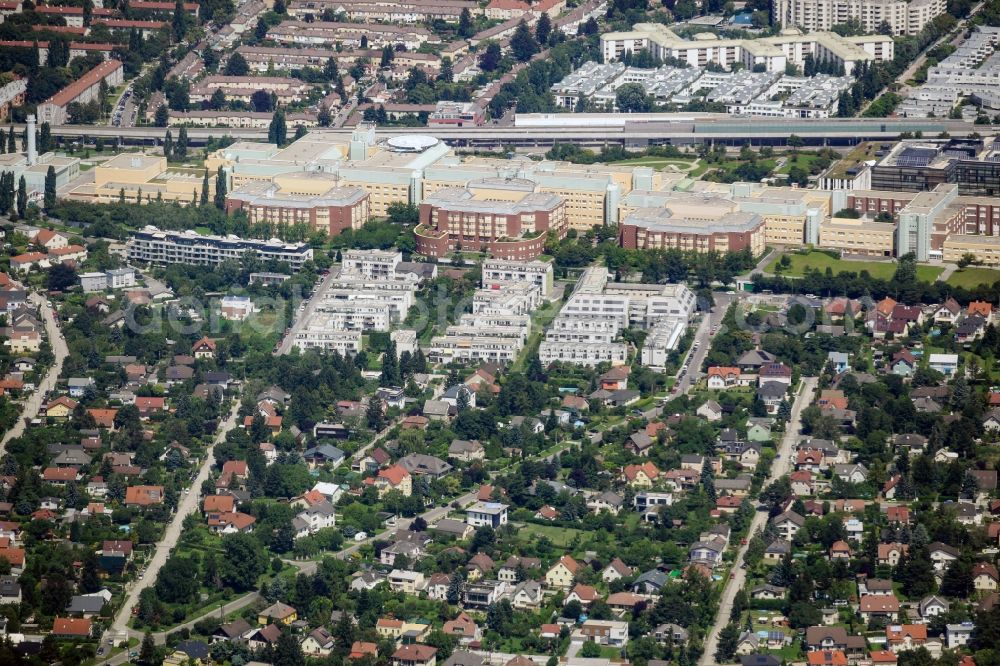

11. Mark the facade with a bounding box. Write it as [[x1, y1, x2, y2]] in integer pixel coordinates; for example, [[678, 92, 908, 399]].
[[466, 502, 509, 528], [415, 179, 567, 260], [67, 153, 213, 206], [773, 0, 946, 36], [871, 138, 1000, 197], [126, 226, 313, 271], [80, 267, 137, 292], [266, 21, 438, 49], [226, 176, 370, 237], [37, 60, 124, 125], [600, 23, 893, 76], [481, 258, 555, 299], [620, 207, 765, 255]]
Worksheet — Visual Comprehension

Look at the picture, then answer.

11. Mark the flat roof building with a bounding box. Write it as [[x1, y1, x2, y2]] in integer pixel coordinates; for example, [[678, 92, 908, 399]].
[[126, 227, 313, 271]]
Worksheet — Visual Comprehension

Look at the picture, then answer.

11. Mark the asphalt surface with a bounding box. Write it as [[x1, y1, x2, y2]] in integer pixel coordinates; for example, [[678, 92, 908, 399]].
[[1, 293, 68, 456], [699, 377, 818, 666], [101, 401, 242, 653], [276, 271, 333, 355]]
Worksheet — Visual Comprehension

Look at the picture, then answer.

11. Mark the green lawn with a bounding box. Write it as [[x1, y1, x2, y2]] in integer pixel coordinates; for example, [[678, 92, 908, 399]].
[[775, 153, 820, 175], [946, 267, 1000, 289], [519, 523, 591, 548], [609, 156, 695, 170], [767, 251, 943, 282]]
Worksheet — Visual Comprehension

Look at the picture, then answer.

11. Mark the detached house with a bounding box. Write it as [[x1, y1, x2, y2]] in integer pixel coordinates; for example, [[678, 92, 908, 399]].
[[545, 555, 579, 589]]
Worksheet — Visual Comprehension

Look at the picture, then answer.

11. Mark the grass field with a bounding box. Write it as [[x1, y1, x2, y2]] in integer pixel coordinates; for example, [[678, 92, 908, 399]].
[[775, 154, 821, 175], [609, 156, 696, 170], [519, 523, 590, 548], [946, 267, 1000, 289], [767, 251, 944, 282]]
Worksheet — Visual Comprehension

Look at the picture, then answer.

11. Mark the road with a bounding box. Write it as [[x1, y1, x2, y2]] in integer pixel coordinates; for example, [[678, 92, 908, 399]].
[[276, 271, 334, 355], [1, 293, 69, 456], [7, 117, 996, 149], [672, 293, 737, 395], [699, 376, 818, 666], [104, 401, 242, 645]]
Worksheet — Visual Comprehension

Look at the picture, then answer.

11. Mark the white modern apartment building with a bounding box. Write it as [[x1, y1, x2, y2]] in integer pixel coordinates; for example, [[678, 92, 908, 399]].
[[600, 23, 894, 75], [774, 0, 945, 36], [544, 317, 622, 344], [292, 320, 363, 355], [319, 288, 413, 323], [427, 333, 523, 364], [458, 313, 532, 334], [79, 267, 137, 292], [481, 258, 555, 299], [342, 249, 403, 279], [126, 227, 313, 272], [539, 339, 629, 367], [641, 317, 687, 369], [472, 281, 543, 316], [538, 266, 693, 367], [310, 301, 393, 331]]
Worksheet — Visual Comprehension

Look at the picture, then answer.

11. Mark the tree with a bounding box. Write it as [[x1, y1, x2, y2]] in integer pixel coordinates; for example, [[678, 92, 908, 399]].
[[387, 201, 419, 225], [580, 642, 602, 658], [268, 108, 287, 145], [536, 12, 552, 45], [214, 166, 227, 209], [446, 573, 464, 604], [138, 632, 157, 666], [16, 176, 26, 219], [510, 21, 539, 62], [380, 44, 395, 68], [274, 629, 305, 666], [716, 622, 740, 661], [225, 52, 249, 76], [176, 127, 188, 159], [200, 170, 210, 206], [39, 122, 52, 153], [43, 165, 56, 210], [219, 533, 267, 592], [458, 8, 474, 37], [172, 0, 187, 41], [479, 42, 502, 72], [209, 88, 227, 110], [83, 0, 94, 25], [48, 263, 77, 291], [318, 105, 332, 127], [163, 130, 173, 160], [154, 104, 169, 127], [616, 83, 652, 113], [787, 134, 804, 152], [367, 398, 385, 431]]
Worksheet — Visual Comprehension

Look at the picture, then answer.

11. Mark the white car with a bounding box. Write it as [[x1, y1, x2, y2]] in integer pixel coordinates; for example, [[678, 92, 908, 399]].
[[354, 532, 368, 541]]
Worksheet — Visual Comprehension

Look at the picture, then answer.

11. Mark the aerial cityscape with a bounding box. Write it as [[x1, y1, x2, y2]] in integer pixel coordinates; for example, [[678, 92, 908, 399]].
[[2, 0, 1000, 665]]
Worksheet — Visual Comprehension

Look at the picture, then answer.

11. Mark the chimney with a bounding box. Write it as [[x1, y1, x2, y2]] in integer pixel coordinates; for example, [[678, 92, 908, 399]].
[[26, 114, 37, 166]]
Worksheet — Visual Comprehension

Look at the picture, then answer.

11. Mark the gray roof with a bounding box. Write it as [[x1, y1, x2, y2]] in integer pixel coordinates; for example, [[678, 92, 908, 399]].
[[423, 399, 451, 416], [444, 652, 486, 666], [67, 595, 106, 614], [399, 453, 452, 476]]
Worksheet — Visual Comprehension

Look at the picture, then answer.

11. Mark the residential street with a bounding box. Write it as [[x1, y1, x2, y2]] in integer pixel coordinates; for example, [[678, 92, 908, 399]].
[[1, 293, 68, 456], [699, 376, 818, 666], [103, 401, 242, 648]]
